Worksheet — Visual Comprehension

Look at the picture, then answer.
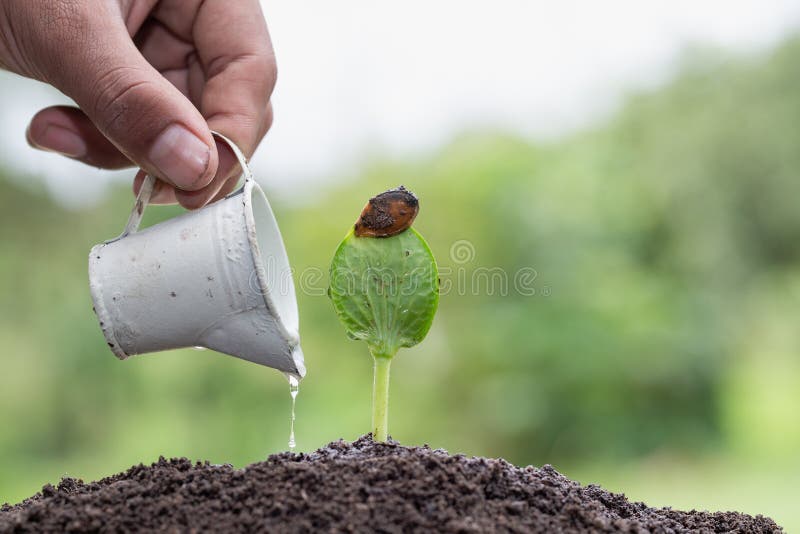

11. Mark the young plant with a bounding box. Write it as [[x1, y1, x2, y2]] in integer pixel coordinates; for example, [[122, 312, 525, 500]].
[[329, 186, 439, 441]]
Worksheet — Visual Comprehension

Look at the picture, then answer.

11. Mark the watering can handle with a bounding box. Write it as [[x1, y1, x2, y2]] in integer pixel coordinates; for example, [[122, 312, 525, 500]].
[[120, 131, 253, 237]]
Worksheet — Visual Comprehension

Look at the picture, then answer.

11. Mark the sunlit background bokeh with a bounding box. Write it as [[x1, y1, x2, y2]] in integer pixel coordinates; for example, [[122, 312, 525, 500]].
[[2, 1, 800, 530]]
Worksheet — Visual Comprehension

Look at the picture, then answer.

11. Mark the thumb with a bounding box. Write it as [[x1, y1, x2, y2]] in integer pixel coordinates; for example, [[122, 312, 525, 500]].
[[43, 11, 217, 191]]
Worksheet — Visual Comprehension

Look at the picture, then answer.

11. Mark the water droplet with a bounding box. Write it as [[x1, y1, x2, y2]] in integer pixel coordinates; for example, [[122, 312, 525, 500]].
[[193, 346, 207, 351], [287, 375, 299, 451]]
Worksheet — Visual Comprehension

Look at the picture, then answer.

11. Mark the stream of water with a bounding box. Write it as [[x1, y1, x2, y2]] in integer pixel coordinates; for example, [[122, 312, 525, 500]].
[[287, 375, 299, 450]]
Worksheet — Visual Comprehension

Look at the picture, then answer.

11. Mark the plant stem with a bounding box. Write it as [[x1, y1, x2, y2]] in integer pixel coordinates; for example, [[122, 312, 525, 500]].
[[371, 355, 392, 441]]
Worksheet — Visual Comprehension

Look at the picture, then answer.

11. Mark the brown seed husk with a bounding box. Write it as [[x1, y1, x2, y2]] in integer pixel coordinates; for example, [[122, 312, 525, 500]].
[[354, 185, 419, 238]]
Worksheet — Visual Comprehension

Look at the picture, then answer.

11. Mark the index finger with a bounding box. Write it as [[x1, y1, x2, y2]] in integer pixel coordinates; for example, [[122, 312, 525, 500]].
[[156, 0, 276, 157]]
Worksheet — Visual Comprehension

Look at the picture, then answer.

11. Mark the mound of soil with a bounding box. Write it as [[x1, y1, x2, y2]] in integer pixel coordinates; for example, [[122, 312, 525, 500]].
[[1, 435, 781, 533]]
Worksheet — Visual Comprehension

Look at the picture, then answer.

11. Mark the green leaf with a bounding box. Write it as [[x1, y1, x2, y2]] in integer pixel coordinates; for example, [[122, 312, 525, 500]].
[[329, 227, 439, 359]]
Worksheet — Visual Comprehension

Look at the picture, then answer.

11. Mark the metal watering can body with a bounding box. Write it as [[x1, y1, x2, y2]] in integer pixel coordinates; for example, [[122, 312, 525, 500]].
[[88, 133, 305, 380]]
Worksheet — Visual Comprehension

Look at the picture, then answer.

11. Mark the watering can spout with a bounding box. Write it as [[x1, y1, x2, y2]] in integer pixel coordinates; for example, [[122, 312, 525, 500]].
[[290, 345, 307, 380], [88, 132, 305, 379], [195, 303, 306, 378]]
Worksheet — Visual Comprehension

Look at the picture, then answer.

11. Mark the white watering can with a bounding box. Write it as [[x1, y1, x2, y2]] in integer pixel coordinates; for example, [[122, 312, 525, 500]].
[[88, 132, 306, 380]]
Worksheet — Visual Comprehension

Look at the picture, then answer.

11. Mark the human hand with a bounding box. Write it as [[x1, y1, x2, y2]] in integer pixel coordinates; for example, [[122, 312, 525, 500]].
[[0, 0, 276, 208]]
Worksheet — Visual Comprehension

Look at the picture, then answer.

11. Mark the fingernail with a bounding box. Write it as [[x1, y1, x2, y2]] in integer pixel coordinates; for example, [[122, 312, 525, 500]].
[[149, 124, 211, 189], [30, 125, 87, 158]]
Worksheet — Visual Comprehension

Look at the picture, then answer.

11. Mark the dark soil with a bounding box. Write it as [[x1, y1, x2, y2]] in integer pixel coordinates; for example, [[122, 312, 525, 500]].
[[0, 435, 781, 533]]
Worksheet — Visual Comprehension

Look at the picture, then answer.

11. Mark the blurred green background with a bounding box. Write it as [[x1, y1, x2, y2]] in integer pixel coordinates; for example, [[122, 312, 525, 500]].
[[2, 36, 800, 531]]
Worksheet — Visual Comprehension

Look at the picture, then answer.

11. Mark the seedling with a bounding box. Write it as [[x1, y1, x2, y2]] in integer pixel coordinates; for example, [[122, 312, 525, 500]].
[[329, 186, 439, 441]]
